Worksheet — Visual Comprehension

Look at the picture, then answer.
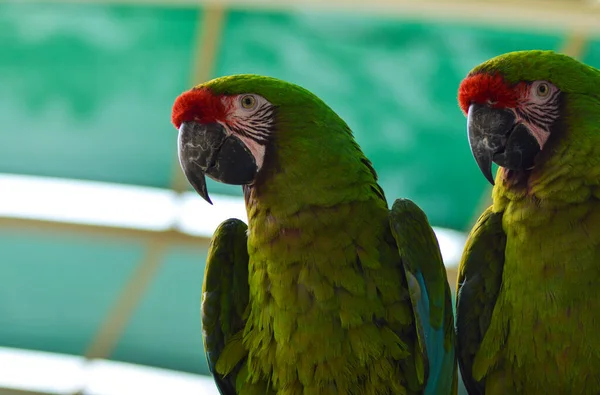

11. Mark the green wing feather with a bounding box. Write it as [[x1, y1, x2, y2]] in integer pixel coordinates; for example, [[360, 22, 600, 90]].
[[389, 198, 458, 395], [201, 218, 250, 394], [455, 207, 506, 395]]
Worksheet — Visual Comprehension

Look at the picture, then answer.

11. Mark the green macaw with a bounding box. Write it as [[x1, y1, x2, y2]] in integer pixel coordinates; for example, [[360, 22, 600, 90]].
[[171, 75, 457, 394], [456, 50, 600, 394]]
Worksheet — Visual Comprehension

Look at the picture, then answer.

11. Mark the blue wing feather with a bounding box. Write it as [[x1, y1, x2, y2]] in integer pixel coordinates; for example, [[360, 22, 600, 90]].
[[390, 198, 457, 395]]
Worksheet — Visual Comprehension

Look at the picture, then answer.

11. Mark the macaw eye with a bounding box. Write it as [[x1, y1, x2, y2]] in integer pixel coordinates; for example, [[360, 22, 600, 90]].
[[240, 95, 257, 110], [535, 82, 550, 98]]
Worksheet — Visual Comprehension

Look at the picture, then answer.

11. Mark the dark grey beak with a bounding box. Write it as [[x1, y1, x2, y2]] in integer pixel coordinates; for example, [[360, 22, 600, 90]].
[[467, 103, 540, 186], [177, 122, 258, 204]]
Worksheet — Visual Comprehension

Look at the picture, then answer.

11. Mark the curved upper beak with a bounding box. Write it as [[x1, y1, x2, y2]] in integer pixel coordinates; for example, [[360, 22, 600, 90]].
[[467, 103, 540, 185], [177, 121, 258, 204]]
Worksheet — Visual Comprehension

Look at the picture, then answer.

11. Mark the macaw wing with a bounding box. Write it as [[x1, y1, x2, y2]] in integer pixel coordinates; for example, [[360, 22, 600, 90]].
[[389, 198, 458, 395], [455, 206, 506, 395], [201, 218, 250, 394]]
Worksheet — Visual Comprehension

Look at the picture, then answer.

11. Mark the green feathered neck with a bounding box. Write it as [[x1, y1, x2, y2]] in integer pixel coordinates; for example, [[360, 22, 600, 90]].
[[247, 107, 387, 218]]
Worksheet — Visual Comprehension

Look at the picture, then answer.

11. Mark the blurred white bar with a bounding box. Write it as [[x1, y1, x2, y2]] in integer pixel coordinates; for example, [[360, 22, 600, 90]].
[[84, 359, 220, 395], [433, 227, 466, 268], [176, 191, 248, 237], [23, 0, 600, 34], [0, 347, 220, 395], [0, 174, 177, 231], [0, 347, 86, 394], [0, 173, 466, 266]]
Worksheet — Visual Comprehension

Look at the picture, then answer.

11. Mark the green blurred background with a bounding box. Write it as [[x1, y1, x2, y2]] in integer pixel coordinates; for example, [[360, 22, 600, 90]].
[[0, 0, 598, 393]]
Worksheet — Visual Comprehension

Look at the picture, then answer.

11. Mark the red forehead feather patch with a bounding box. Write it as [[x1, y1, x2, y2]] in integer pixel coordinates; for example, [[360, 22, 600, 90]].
[[458, 73, 525, 115], [171, 88, 228, 128]]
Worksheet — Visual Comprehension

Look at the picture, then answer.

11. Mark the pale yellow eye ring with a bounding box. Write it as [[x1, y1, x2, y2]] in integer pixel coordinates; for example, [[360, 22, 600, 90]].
[[240, 95, 257, 109], [536, 82, 550, 97]]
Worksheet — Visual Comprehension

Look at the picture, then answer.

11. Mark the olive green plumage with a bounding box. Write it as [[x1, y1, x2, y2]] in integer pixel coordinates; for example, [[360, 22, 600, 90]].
[[190, 75, 457, 394], [456, 50, 600, 394]]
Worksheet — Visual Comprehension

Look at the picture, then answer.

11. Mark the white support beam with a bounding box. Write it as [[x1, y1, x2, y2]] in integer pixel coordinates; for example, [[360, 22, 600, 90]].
[[0, 347, 220, 395], [0, 173, 467, 267], [14, 0, 600, 35]]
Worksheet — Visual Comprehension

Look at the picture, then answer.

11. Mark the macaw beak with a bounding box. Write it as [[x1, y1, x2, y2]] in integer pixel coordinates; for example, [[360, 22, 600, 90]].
[[467, 103, 540, 186], [177, 121, 258, 204]]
